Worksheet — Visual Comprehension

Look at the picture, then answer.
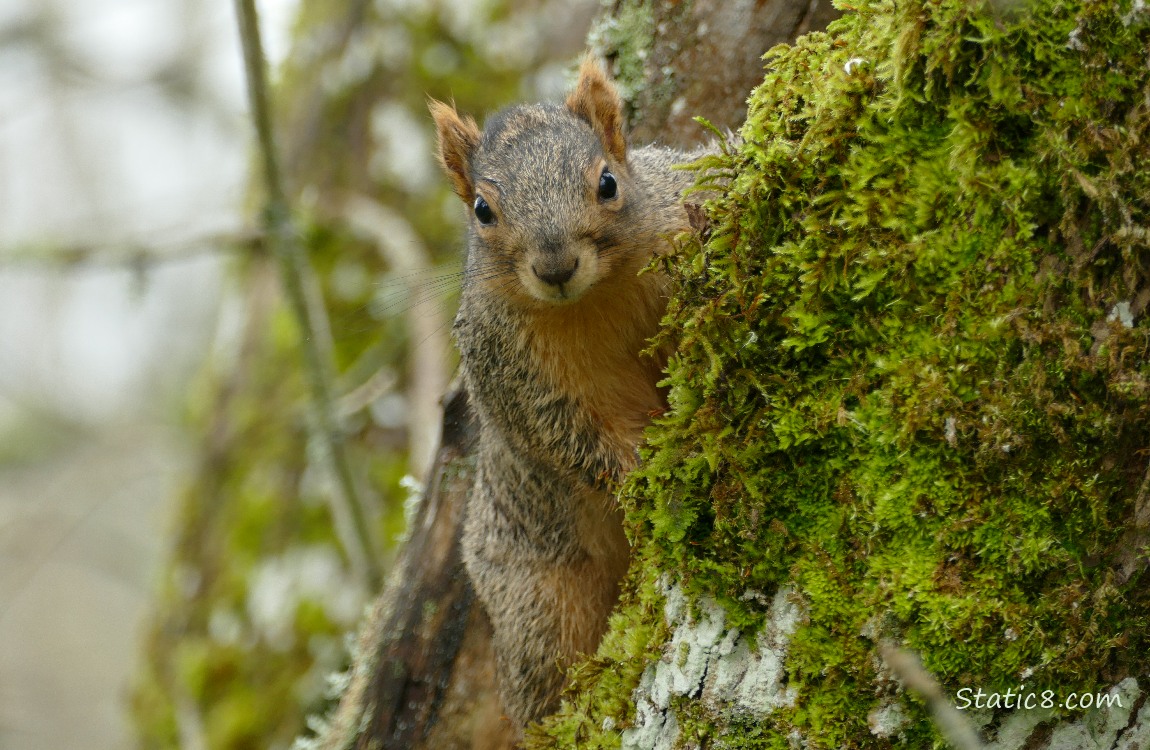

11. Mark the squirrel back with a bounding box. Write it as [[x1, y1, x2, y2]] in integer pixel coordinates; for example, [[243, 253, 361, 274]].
[[429, 59, 708, 737]]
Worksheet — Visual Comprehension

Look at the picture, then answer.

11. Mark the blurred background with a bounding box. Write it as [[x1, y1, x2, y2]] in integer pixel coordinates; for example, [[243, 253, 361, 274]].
[[0, 0, 594, 748]]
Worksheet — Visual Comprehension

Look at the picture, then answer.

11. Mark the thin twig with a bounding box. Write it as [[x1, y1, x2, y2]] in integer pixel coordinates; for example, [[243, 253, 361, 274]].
[[880, 644, 986, 750], [1116, 455, 1150, 583], [232, 0, 381, 590], [0, 230, 259, 269], [343, 194, 451, 481]]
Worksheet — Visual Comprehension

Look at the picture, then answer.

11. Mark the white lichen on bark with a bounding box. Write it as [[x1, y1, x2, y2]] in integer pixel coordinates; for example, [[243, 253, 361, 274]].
[[621, 581, 1150, 750], [621, 580, 803, 750], [1041, 679, 1147, 750], [974, 678, 1150, 750], [869, 700, 910, 738]]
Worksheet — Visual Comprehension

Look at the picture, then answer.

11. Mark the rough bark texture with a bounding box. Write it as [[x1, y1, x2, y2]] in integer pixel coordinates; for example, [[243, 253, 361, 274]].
[[621, 585, 1150, 750], [308, 386, 513, 750], [596, 0, 841, 148]]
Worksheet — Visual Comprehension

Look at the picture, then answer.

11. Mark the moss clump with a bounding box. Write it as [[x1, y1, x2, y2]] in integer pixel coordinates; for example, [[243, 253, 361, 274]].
[[587, 0, 656, 108], [537, 0, 1150, 745]]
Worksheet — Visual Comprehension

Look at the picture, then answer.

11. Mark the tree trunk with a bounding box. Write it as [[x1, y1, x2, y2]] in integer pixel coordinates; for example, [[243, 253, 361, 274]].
[[601, 0, 841, 148], [525, 0, 1150, 748], [311, 385, 517, 750]]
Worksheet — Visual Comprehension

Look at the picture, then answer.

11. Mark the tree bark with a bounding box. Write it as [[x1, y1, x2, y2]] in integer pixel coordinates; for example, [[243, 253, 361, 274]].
[[313, 385, 515, 750], [611, 0, 841, 148]]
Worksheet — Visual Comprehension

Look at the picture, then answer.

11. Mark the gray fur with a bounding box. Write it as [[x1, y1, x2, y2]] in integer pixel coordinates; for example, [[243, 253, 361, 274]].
[[443, 92, 709, 733]]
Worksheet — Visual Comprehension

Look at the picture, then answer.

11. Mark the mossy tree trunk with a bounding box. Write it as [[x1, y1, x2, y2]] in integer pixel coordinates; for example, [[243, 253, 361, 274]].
[[529, 0, 1150, 748], [596, 0, 841, 147]]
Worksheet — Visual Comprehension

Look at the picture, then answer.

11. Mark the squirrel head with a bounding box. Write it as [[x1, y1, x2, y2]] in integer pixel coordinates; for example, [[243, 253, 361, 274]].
[[429, 58, 633, 306]]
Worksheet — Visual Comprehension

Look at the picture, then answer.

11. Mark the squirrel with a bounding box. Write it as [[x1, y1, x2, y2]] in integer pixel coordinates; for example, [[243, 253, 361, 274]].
[[429, 58, 707, 738]]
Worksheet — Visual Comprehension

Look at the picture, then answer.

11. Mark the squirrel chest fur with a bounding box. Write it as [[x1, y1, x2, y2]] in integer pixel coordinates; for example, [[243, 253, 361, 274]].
[[430, 59, 701, 736]]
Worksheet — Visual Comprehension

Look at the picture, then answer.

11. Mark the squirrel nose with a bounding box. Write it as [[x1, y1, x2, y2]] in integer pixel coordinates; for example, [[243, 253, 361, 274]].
[[532, 258, 578, 287]]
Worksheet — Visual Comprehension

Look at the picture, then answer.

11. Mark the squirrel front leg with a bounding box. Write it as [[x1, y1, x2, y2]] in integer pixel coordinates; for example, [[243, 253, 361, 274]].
[[463, 447, 629, 732]]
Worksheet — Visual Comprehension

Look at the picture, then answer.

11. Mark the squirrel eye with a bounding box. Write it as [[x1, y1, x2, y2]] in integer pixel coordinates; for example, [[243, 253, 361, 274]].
[[473, 195, 495, 225], [598, 168, 618, 201]]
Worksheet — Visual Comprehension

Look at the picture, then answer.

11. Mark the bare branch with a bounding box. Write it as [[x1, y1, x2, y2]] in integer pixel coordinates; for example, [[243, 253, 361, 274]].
[[1116, 457, 1150, 584], [343, 194, 451, 480], [0, 230, 259, 270], [232, 0, 381, 590], [880, 644, 986, 750]]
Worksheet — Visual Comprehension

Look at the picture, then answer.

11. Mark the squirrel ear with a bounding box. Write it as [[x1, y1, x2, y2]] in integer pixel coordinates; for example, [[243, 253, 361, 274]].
[[565, 57, 627, 164], [429, 98, 481, 203]]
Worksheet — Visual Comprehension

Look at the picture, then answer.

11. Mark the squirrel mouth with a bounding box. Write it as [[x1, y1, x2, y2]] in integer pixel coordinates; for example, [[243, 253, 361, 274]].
[[531, 257, 579, 287], [529, 257, 583, 302], [520, 245, 600, 305]]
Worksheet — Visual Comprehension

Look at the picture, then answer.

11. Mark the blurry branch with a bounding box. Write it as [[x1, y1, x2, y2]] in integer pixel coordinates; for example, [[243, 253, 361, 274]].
[[0, 2, 238, 125], [343, 195, 451, 481], [233, 0, 382, 590], [880, 644, 986, 750], [173, 686, 210, 750], [0, 7, 92, 86], [0, 230, 261, 270], [1116, 456, 1150, 584], [337, 367, 399, 421]]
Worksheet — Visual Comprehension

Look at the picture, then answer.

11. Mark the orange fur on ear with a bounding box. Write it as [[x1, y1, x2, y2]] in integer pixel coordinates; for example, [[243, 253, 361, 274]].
[[428, 98, 481, 203], [565, 57, 627, 164]]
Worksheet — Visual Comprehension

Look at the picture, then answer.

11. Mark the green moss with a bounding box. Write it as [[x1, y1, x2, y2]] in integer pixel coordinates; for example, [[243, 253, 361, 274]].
[[536, 0, 1150, 745], [587, 0, 656, 104]]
